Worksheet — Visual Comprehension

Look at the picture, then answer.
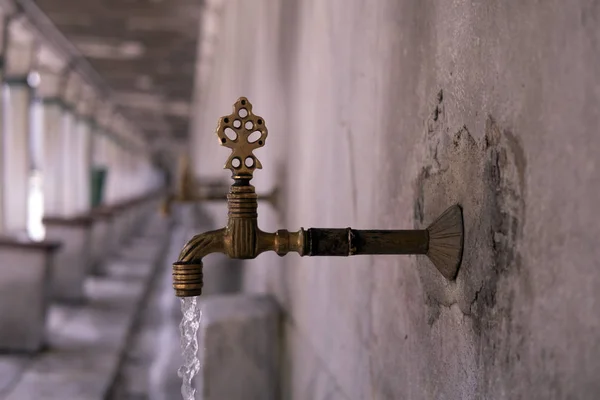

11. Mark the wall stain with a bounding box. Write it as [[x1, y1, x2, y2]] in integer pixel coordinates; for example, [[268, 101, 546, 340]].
[[413, 89, 532, 397]]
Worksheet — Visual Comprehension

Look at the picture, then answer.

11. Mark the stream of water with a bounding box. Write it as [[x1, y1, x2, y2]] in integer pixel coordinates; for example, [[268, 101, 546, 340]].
[[177, 206, 206, 399], [178, 296, 203, 400]]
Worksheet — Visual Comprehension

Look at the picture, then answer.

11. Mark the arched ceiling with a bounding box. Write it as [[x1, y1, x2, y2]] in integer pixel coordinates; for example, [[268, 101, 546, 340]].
[[34, 0, 203, 145]]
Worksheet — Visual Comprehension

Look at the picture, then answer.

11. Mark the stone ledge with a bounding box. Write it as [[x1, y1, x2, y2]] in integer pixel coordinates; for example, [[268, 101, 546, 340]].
[[0, 234, 61, 352], [90, 207, 115, 220], [43, 188, 166, 226], [0, 214, 171, 400], [42, 215, 93, 228], [0, 236, 61, 252], [196, 294, 281, 400]]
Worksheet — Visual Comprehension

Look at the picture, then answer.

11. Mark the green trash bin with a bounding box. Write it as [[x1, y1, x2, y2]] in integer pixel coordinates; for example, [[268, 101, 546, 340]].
[[91, 167, 107, 208]]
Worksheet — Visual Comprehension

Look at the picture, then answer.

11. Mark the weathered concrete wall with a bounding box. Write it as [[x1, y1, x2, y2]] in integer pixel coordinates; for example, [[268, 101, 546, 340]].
[[190, 0, 600, 398]]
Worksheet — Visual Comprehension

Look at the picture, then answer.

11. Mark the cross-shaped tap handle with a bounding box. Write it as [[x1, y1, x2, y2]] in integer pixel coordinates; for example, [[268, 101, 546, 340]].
[[216, 97, 269, 179]]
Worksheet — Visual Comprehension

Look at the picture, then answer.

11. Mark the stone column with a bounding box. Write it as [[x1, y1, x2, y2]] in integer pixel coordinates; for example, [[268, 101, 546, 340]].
[[73, 84, 95, 215], [40, 70, 95, 303], [107, 129, 131, 243], [103, 134, 120, 218], [123, 123, 137, 200], [104, 133, 122, 205], [124, 128, 138, 198], [36, 43, 68, 217], [60, 72, 82, 217], [88, 101, 113, 273], [2, 17, 35, 237], [0, 5, 7, 233], [0, 11, 63, 353], [133, 132, 156, 195], [91, 126, 108, 173], [126, 153, 136, 198], [109, 116, 129, 205], [103, 136, 115, 204], [91, 102, 113, 207], [136, 156, 146, 197]]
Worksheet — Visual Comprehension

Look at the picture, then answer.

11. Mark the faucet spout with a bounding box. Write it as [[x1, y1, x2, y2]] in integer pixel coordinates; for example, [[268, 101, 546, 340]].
[[178, 228, 227, 262], [173, 228, 226, 297]]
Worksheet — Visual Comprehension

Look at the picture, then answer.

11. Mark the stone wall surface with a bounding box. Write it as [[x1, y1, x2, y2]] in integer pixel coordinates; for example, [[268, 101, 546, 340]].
[[189, 0, 600, 398]]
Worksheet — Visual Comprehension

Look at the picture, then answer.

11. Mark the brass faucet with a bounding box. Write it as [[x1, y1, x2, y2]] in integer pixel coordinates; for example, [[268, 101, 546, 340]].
[[173, 98, 464, 297], [160, 153, 279, 216]]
